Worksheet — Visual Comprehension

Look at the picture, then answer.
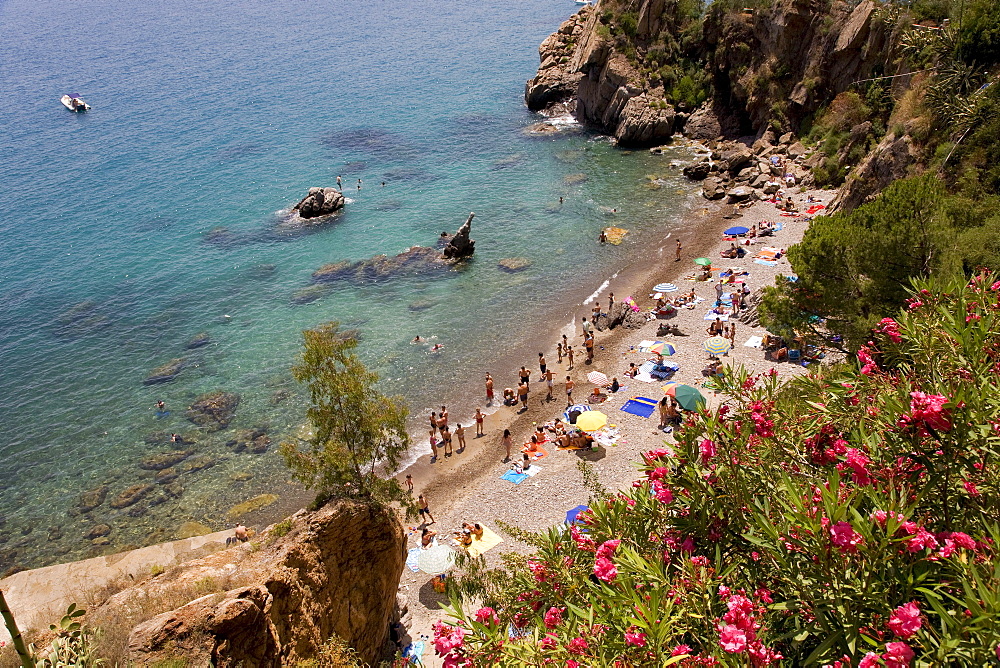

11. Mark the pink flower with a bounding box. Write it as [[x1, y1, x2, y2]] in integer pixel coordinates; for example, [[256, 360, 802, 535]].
[[700, 439, 717, 464], [567, 637, 589, 655], [566, 661, 579, 668], [570, 525, 595, 551], [653, 481, 674, 504], [964, 480, 981, 497], [544, 606, 564, 629], [624, 629, 647, 647], [593, 556, 617, 582], [540, 634, 558, 650], [474, 607, 498, 625], [649, 466, 669, 481], [887, 601, 921, 639], [839, 448, 872, 486], [877, 317, 902, 343], [681, 536, 695, 553], [883, 641, 914, 667], [432, 622, 468, 655], [596, 539, 620, 558], [907, 527, 938, 553], [859, 652, 881, 668], [858, 345, 879, 375], [672, 644, 693, 656], [829, 521, 862, 553], [908, 391, 951, 432], [719, 624, 748, 653], [527, 559, 547, 582], [949, 531, 977, 550]]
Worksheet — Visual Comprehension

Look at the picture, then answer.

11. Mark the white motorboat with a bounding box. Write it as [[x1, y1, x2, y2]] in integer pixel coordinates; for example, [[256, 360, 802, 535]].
[[575, 0, 591, 4], [61, 94, 90, 112]]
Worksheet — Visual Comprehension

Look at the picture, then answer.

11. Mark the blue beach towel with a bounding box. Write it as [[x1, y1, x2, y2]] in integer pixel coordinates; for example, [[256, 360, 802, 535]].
[[754, 259, 778, 267], [403, 640, 425, 664], [501, 469, 529, 484], [773, 222, 784, 231], [406, 547, 421, 572], [621, 396, 658, 418]]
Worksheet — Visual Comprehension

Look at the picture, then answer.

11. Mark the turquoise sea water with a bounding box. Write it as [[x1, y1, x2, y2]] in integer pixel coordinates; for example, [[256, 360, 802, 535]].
[[0, 0, 701, 569]]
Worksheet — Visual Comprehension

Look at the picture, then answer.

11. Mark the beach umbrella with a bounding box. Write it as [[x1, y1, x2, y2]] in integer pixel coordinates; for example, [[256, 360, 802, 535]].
[[650, 342, 676, 356], [724, 226, 749, 236], [565, 505, 589, 525], [576, 411, 608, 432], [586, 371, 609, 386], [703, 336, 732, 356], [662, 381, 679, 396], [693, 257, 712, 266], [653, 282, 678, 293], [673, 384, 706, 411], [417, 544, 456, 575]]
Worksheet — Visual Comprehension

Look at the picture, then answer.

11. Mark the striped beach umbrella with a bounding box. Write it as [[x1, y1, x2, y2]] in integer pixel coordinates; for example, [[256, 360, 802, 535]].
[[653, 282, 678, 293], [650, 342, 676, 356], [417, 544, 456, 574], [586, 371, 609, 386], [662, 380, 679, 395], [703, 336, 732, 356]]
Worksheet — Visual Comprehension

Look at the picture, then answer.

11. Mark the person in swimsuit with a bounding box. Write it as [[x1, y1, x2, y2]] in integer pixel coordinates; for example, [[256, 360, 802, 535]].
[[455, 423, 466, 451], [485, 373, 494, 405], [545, 369, 555, 402], [502, 428, 513, 462], [557, 342, 563, 363], [567, 346, 575, 369], [418, 494, 435, 524], [429, 430, 438, 462], [519, 366, 531, 386], [439, 406, 449, 429], [538, 353, 546, 376], [429, 411, 438, 437], [565, 376, 575, 406], [474, 408, 484, 436], [518, 382, 529, 410], [421, 527, 437, 547], [440, 426, 453, 456]]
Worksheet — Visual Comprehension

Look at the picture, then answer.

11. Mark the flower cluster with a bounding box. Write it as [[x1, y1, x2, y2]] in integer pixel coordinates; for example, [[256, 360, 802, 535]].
[[716, 589, 782, 665]]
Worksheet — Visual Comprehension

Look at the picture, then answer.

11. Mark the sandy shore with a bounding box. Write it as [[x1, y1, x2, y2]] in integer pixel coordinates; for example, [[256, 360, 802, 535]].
[[395, 165, 838, 662]]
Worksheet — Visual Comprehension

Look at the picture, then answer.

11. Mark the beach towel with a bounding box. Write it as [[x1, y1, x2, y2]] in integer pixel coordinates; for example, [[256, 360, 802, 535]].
[[806, 204, 826, 215], [523, 445, 549, 460], [467, 526, 504, 558], [604, 226, 629, 244], [744, 335, 764, 348], [592, 427, 620, 447], [754, 259, 778, 266], [621, 396, 658, 418], [402, 640, 425, 665], [773, 222, 784, 231], [406, 547, 422, 573], [703, 311, 730, 321], [501, 469, 529, 484]]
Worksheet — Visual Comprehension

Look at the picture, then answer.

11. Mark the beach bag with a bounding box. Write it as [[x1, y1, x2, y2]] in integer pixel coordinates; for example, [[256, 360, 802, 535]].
[[432, 574, 447, 593]]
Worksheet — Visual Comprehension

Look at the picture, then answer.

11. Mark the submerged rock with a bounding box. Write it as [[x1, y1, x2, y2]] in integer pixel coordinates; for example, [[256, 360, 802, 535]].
[[185, 332, 211, 349], [110, 484, 154, 509], [84, 524, 112, 540], [227, 494, 279, 520], [564, 173, 588, 185], [498, 257, 531, 273], [408, 299, 436, 312], [186, 391, 241, 431], [138, 450, 194, 471], [178, 455, 218, 474], [290, 284, 333, 305], [291, 187, 346, 220], [78, 485, 109, 513], [144, 358, 186, 385]]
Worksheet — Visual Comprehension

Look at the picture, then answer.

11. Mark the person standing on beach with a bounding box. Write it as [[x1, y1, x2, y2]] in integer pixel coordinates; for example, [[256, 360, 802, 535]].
[[518, 381, 529, 410], [562, 334, 569, 351], [405, 474, 413, 493], [502, 428, 513, 462], [441, 426, 453, 456], [440, 406, 449, 429], [728, 321, 737, 345], [455, 423, 466, 451], [474, 408, 484, 436], [557, 342, 563, 364], [485, 373, 494, 405], [429, 411, 438, 437], [545, 368, 555, 402], [519, 366, 531, 386], [608, 292, 615, 312], [418, 494, 435, 524], [567, 346, 575, 369], [539, 352, 547, 375], [658, 396, 670, 429], [675, 239, 682, 262], [429, 430, 439, 462], [584, 334, 595, 363], [565, 376, 575, 406], [715, 281, 724, 307], [581, 317, 592, 340]]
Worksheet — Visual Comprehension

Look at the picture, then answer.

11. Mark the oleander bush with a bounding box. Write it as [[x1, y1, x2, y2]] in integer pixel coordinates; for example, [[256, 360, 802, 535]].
[[436, 274, 1000, 666]]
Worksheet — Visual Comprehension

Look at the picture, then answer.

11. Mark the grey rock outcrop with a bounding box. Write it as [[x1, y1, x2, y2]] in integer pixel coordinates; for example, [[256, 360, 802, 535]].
[[830, 133, 917, 212], [291, 188, 346, 219], [442, 213, 475, 259]]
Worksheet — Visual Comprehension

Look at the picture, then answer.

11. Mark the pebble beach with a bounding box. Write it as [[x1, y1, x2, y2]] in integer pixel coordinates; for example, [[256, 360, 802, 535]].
[[396, 173, 840, 661]]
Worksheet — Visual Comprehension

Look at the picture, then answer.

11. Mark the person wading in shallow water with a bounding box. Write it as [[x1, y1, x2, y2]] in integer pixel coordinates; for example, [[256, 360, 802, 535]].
[[485, 373, 494, 405]]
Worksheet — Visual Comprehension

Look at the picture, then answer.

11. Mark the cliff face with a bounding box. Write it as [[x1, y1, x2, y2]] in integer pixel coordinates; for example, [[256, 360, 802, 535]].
[[526, 0, 894, 146], [99, 500, 405, 666]]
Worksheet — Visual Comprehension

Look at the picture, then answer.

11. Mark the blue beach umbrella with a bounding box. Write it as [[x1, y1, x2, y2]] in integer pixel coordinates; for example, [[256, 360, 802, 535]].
[[724, 226, 749, 236], [565, 505, 589, 525]]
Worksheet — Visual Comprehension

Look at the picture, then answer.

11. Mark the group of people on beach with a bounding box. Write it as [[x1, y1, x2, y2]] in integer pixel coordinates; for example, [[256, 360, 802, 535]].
[[426, 405, 485, 463]]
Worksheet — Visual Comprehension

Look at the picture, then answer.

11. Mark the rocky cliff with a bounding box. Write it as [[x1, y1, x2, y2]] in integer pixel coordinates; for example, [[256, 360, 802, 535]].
[[526, 0, 921, 208], [93, 500, 404, 666]]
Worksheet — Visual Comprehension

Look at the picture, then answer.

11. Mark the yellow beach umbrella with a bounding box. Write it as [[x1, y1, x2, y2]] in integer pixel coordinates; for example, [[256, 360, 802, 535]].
[[576, 411, 608, 432]]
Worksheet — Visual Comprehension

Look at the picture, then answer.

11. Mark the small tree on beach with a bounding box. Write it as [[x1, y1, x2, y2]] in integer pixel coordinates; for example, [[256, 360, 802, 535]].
[[280, 322, 411, 509]]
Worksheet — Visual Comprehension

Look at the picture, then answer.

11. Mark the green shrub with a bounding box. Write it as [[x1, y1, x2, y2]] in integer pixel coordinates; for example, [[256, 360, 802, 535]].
[[271, 518, 293, 538], [436, 274, 1000, 664]]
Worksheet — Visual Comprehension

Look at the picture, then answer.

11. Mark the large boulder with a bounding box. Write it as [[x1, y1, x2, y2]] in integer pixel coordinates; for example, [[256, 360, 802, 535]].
[[291, 188, 345, 219], [682, 161, 712, 180], [120, 500, 405, 667]]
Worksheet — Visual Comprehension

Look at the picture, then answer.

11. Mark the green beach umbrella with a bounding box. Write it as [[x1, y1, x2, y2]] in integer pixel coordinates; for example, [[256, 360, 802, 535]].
[[693, 257, 712, 266], [673, 384, 706, 411]]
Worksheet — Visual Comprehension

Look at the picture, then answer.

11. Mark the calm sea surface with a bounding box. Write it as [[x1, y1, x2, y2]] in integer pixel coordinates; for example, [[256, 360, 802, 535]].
[[0, 0, 701, 568]]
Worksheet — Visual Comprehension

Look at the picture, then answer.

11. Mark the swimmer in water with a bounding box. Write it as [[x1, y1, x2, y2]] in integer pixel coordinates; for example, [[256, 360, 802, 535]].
[[155, 400, 165, 411], [431, 343, 444, 352], [413, 335, 423, 343]]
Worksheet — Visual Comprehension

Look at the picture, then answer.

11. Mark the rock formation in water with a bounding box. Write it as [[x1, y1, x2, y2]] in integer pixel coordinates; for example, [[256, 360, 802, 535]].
[[108, 500, 404, 666], [442, 213, 475, 259], [292, 187, 346, 219]]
